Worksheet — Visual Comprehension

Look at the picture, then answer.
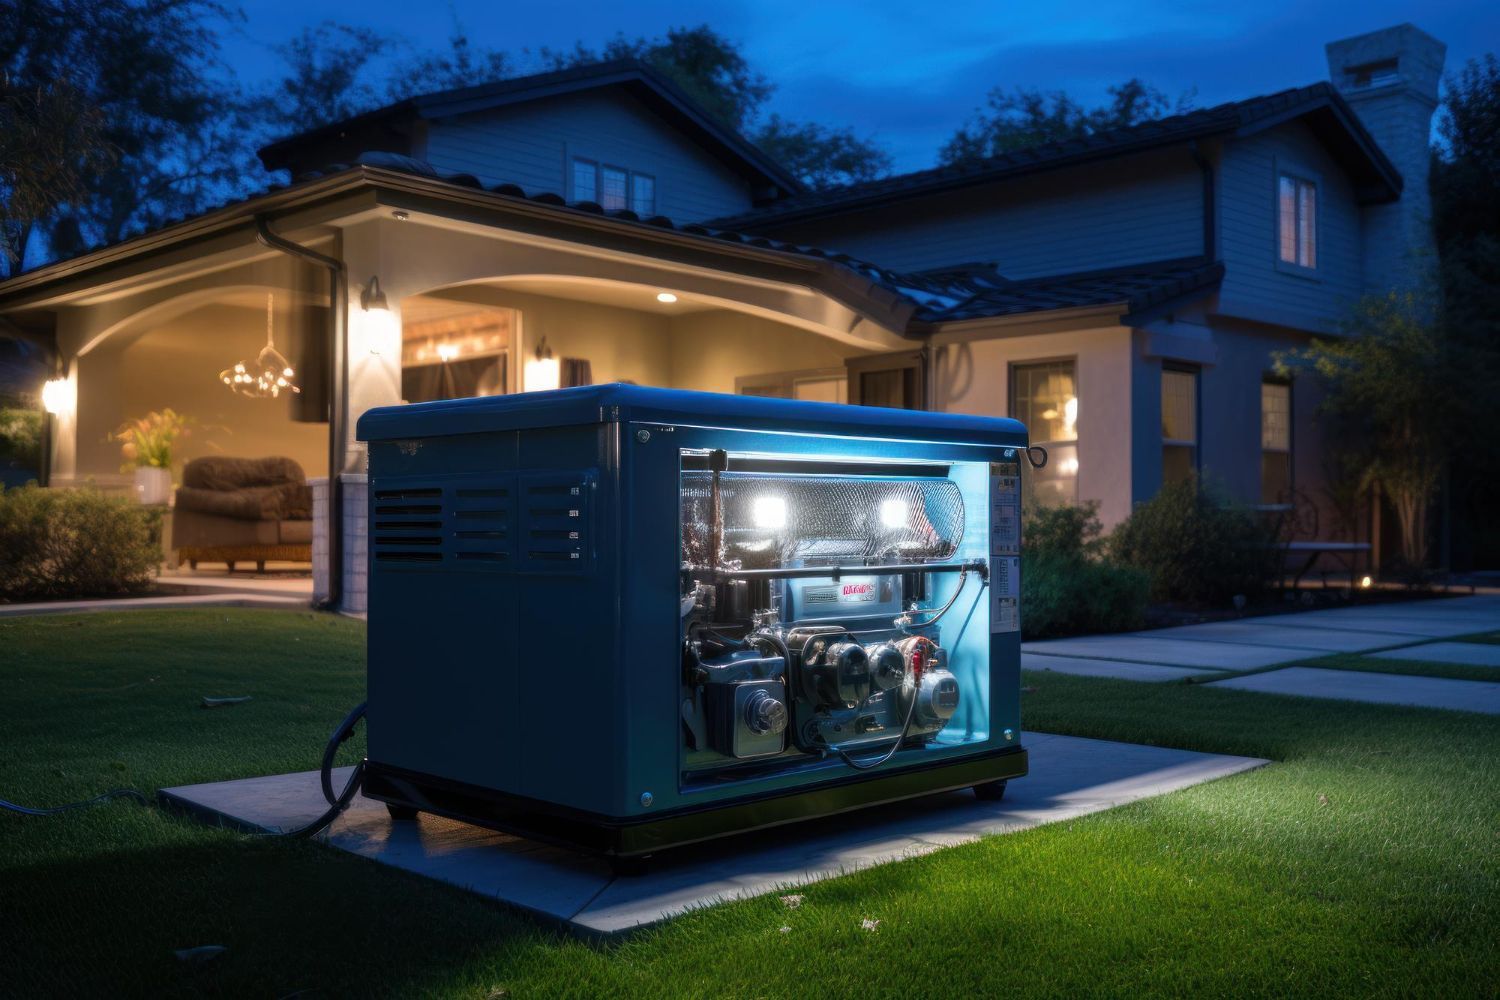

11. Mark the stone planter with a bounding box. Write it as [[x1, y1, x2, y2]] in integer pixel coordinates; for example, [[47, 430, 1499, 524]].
[[134, 466, 172, 505]]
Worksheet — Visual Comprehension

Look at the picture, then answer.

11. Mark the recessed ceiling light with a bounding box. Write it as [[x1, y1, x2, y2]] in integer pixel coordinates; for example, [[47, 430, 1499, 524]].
[[656, 291, 678, 304], [392, 210, 409, 221]]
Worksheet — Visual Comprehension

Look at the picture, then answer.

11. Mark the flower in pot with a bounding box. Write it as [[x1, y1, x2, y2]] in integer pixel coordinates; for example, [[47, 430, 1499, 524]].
[[112, 409, 192, 504]]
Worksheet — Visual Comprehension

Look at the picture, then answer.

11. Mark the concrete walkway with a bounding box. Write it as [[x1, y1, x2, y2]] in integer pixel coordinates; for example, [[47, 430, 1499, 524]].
[[1026, 594, 1500, 716], [160, 732, 1266, 935]]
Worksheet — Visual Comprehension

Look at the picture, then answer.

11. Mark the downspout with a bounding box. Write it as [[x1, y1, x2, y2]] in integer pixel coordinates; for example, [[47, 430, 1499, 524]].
[[1189, 140, 1216, 260], [254, 215, 347, 611]]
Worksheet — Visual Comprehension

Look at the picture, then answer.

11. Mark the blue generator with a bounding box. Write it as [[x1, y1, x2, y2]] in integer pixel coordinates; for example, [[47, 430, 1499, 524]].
[[355, 384, 1028, 860]]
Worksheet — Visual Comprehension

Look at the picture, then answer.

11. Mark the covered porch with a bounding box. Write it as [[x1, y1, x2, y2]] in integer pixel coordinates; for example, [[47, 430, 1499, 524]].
[[0, 166, 921, 610]]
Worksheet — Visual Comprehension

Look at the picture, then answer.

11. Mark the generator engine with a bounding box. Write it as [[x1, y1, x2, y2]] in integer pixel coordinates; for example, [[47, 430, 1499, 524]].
[[679, 461, 975, 773], [356, 384, 1027, 860]]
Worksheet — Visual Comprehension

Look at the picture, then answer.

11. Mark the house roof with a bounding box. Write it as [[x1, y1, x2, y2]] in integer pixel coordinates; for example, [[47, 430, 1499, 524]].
[[708, 81, 1403, 230], [0, 153, 1223, 330], [895, 257, 1227, 323], [257, 58, 804, 197]]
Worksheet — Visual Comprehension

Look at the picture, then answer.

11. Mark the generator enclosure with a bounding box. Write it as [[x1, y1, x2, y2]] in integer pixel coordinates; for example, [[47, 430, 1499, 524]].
[[356, 384, 1029, 856]]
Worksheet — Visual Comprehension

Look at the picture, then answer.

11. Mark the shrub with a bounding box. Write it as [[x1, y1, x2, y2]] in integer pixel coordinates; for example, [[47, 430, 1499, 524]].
[[1021, 501, 1150, 640], [0, 484, 158, 602], [0, 407, 42, 482], [1110, 474, 1282, 606]]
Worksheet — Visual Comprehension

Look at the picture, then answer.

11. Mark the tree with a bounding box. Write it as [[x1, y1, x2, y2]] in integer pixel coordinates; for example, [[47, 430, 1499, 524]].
[[1275, 289, 1464, 571], [387, 25, 510, 99], [0, 77, 114, 271], [940, 78, 1193, 166], [538, 25, 889, 191], [754, 115, 891, 190], [251, 22, 392, 140], [1430, 53, 1500, 569], [537, 25, 772, 132], [0, 0, 243, 271]]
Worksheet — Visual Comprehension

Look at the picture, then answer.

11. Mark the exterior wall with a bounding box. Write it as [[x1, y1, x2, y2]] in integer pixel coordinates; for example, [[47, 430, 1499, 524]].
[[1215, 121, 1366, 333], [667, 310, 862, 394], [759, 147, 1205, 276], [68, 302, 328, 486], [423, 89, 755, 221], [931, 322, 1137, 527]]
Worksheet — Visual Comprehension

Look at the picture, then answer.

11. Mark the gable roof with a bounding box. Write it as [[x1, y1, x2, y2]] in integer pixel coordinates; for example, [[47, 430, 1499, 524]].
[[0, 154, 1221, 331], [257, 58, 804, 196], [709, 81, 1403, 230]]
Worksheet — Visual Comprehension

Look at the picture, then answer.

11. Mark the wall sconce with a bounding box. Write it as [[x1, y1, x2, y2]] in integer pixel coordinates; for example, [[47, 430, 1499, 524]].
[[41, 376, 75, 416], [361, 275, 401, 357], [524, 335, 560, 392]]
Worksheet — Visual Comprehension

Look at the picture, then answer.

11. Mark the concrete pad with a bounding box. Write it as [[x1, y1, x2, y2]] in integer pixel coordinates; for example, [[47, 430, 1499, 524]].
[[1369, 641, 1500, 668], [1207, 666, 1500, 715], [0, 593, 308, 618], [1145, 620, 1400, 653], [1022, 635, 1314, 670], [1022, 652, 1222, 682], [160, 733, 1266, 935]]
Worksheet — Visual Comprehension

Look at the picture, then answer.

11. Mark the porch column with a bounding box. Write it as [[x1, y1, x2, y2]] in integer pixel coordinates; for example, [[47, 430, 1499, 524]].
[[334, 220, 404, 614]]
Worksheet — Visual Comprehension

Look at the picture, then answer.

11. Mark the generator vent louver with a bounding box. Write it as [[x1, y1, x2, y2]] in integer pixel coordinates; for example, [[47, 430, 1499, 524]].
[[370, 471, 593, 573], [372, 486, 444, 563]]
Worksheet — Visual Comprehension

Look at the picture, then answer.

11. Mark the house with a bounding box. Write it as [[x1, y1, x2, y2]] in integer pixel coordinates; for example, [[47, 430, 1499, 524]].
[[0, 23, 1445, 611]]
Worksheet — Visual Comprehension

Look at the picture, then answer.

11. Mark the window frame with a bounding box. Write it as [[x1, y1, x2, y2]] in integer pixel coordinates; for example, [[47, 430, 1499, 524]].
[[569, 155, 659, 215], [1008, 356, 1080, 505], [735, 366, 849, 402], [1160, 363, 1201, 487], [846, 349, 926, 410], [1274, 161, 1322, 279], [1258, 375, 1294, 509]]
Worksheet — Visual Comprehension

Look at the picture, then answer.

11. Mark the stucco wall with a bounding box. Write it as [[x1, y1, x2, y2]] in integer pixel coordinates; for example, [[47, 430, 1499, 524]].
[[666, 310, 862, 393], [72, 303, 328, 483], [932, 323, 1136, 527]]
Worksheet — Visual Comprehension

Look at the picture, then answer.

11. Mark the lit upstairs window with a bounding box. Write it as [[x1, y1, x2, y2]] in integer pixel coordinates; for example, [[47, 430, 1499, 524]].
[[1278, 174, 1317, 269]]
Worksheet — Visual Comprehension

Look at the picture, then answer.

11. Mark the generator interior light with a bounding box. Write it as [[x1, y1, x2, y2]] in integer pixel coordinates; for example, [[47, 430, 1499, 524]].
[[1060, 456, 1080, 475], [879, 497, 908, 529], [751, 495, 787, 530]]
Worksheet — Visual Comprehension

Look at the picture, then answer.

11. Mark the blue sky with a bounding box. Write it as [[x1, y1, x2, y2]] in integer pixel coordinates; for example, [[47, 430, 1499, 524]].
[[223, 0, 1498, 172]]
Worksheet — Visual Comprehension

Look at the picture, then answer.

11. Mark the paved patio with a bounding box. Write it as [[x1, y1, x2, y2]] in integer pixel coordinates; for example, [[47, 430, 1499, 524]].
[[160, 732, 1266, 935], [1025, 594, 1500, 716]]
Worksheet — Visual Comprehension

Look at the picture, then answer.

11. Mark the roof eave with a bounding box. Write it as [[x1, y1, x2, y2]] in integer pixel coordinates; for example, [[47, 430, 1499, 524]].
[[0, 166, 911, 334]]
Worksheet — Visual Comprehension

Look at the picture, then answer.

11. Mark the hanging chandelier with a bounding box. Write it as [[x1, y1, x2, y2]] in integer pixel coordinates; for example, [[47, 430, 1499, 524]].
[[220, 293, 300, 398]]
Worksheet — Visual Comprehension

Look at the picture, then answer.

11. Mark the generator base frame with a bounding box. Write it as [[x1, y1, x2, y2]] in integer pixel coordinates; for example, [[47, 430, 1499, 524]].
[[361, 746, 1028, 858]]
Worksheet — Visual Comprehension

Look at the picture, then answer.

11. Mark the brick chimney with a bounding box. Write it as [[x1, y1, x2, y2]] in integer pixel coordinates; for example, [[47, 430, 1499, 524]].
[[1325, 24, 1446, 294]]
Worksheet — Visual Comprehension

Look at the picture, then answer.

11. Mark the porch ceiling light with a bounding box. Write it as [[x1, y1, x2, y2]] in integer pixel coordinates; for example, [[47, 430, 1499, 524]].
[[361, 276, 401, 357], [219, 293, 299, 399], [41, 377, 75, 415], [656, 291, 678, 304], [525, 335, 559, 392]]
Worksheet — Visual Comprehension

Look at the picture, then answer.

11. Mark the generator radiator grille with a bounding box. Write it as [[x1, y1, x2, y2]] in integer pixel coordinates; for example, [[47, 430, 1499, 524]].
[[370, 471, 593, 573]]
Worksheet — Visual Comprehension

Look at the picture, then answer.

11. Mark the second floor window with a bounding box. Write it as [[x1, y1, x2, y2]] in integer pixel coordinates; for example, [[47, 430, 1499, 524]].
[[571, 158, 656, 215], [1278, 174, 1317, 269]]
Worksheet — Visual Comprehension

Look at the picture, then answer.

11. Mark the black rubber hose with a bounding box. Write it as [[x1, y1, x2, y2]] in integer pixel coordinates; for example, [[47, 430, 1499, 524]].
[[0, 788, 149, 816], [278, 701, 367, 839]]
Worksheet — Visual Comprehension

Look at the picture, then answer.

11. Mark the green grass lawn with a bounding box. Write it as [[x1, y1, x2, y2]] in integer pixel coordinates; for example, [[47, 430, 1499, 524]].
[[2, 610, 1496, 998]]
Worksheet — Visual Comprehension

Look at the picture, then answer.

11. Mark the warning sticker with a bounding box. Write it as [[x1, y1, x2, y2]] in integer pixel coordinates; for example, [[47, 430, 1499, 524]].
[[988, 457, 1023, 633]]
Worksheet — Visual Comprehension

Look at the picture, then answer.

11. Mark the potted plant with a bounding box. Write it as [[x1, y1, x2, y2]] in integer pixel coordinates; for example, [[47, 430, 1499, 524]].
[[112, 409, 192, 505]]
